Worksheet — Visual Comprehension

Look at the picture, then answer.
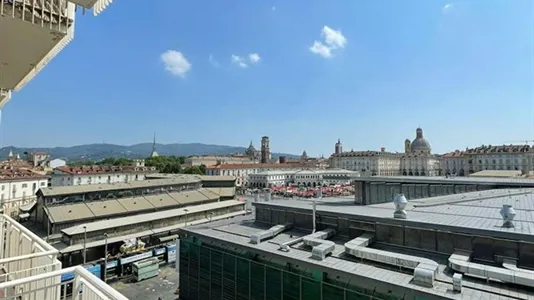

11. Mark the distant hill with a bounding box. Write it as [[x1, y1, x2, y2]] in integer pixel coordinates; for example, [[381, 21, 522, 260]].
[[0, 143, 298, 162]]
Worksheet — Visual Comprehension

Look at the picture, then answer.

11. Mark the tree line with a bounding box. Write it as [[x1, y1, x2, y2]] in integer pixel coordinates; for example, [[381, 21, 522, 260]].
[[67, 156, 206, 175]]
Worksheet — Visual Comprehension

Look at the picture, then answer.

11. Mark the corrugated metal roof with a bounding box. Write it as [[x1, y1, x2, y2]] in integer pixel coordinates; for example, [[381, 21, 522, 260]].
[[61, 200, 245, 236], [356, 176, 534, 186], [45, 203, 94, 224], [255, 188, 534, 241], [45, 188, 222, 224], [85, 199, 127, 217], [38, 176, 201, 197], [205, 187, 236, 198], [116, 196, 154, 212], [198, 175, 236, 181]]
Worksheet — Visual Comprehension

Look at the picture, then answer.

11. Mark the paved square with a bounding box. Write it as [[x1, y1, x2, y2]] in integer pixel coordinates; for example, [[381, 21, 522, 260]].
[[110, 265, 179, 300]]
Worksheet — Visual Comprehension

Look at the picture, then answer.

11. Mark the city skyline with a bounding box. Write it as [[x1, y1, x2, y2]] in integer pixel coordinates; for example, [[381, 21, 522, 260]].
[[2, 0, 532, 156]]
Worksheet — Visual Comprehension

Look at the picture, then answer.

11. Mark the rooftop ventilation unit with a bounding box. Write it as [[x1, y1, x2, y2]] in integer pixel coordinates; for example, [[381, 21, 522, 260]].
[[254, 193, 260, 202], [500, 204, 516, 228], [249, 224, 291, 244], [393, 194, 408, 219], [302, 229, 336, 261]]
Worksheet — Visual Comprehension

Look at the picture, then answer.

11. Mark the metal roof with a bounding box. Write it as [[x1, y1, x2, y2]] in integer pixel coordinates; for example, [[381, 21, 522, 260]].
[[61, 200, 245, 236], [183, 222, 528, 300], [205, 187, 236, 198], [254, 188, 534, 242], [45, 188, 219, 224], [38, 176, 201, 197], [355, 176, 534, 186]]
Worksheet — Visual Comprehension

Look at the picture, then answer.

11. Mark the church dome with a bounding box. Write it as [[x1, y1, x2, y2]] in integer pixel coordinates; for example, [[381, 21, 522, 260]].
[[410, 128, 431, 152]]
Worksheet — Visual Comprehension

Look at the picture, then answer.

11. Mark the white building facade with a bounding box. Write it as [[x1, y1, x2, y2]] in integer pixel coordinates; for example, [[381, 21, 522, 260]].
[[51, 164, 155, 187], [248, 169, 360, 188], [205, 162, 316, 187], [0, 175, 49, 217]]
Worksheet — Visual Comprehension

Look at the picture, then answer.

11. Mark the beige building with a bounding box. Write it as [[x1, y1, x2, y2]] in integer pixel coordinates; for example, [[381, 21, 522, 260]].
[[184, 155, 255, 168], [329, 128, 441, 176], [442, 144, 534, 176]]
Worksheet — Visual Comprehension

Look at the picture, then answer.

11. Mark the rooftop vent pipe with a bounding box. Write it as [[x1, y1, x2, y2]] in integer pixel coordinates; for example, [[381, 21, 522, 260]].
[[254, 193, 260, 202], [393, 194, 408, 219], [264, 190, 271, 202], [500, 204, 516, 228], [312, 200, 317, 233]]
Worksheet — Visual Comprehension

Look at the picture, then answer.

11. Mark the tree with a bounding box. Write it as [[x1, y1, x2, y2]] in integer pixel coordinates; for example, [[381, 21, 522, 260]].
[[145, 156, 185, 174], [182, 166, 204, 175], [97, 157, 133, 166]]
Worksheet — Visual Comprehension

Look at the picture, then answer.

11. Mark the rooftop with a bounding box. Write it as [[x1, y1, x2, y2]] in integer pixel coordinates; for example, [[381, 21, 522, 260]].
[[38, 175, 201, 197], [206, 162, 316, 170], [183, 219, 532, 300], [256, 188, 534, 241], [356, 175, 534, 186], [183, 190, 534, 300], [44, 188, 219, 224], [55, 165, 155, 175]]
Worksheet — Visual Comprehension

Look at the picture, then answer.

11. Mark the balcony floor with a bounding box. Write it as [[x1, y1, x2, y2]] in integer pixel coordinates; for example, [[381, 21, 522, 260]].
[[0, 14, 67, 89]]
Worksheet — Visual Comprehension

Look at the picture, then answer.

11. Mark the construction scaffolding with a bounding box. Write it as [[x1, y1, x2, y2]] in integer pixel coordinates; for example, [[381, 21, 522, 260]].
[[179, 237, 403, 300]]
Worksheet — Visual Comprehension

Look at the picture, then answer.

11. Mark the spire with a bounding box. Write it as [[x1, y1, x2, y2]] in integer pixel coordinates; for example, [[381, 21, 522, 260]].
[[150, 133, 159, 157], [249, 140, 253, 147]]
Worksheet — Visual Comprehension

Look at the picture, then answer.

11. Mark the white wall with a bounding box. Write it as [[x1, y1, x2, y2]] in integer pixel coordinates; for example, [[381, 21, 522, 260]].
[[49, 158, 66, 169], [0, 178, 49, 217], [51, 170, 147, 187]]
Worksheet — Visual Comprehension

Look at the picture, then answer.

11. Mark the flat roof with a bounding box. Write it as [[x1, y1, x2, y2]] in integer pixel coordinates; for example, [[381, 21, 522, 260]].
[[58, 211, 250, 254], [197, 175, 236, 182], [254, 188, 534, 242], [39, 176, 201, 197], [355, 175, 534, 186], [61, 200, 245, 236], [183, 221, 529, 299], [205, 187, 236, 198], [45, 188, 219, 224]]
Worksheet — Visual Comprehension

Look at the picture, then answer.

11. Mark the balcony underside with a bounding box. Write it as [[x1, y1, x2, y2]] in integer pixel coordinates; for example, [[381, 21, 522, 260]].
[[0, 2, 73, 90], [0, 89, 10, 108]]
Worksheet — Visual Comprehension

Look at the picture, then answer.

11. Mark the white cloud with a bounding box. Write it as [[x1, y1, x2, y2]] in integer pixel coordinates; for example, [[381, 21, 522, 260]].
[[442, 3, 455, 14], [249, 53, 261, 63], [309, 41, 332, 58], [231, 55, 248, 68], [160, 50, 191, 77], [309, 26, 347, 58], [209, 54, 220, 67]]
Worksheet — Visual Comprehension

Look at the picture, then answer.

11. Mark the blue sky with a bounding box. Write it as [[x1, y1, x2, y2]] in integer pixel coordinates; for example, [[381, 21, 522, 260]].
[[2, 0, 533, 156]]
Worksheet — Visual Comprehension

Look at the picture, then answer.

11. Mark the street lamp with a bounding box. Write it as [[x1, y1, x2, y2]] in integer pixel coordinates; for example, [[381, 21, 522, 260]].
[[82, 226, 87, 264], [209, 212, 215, 223], [183, 209, 189, 227], [103, 233, 108, 282]]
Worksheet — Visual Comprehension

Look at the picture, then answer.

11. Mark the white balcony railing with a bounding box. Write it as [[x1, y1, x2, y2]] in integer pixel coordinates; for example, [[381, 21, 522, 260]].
[[0, 215, 128, 300], [0, 266, 129, 300], [0, 0, 75, 32]]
